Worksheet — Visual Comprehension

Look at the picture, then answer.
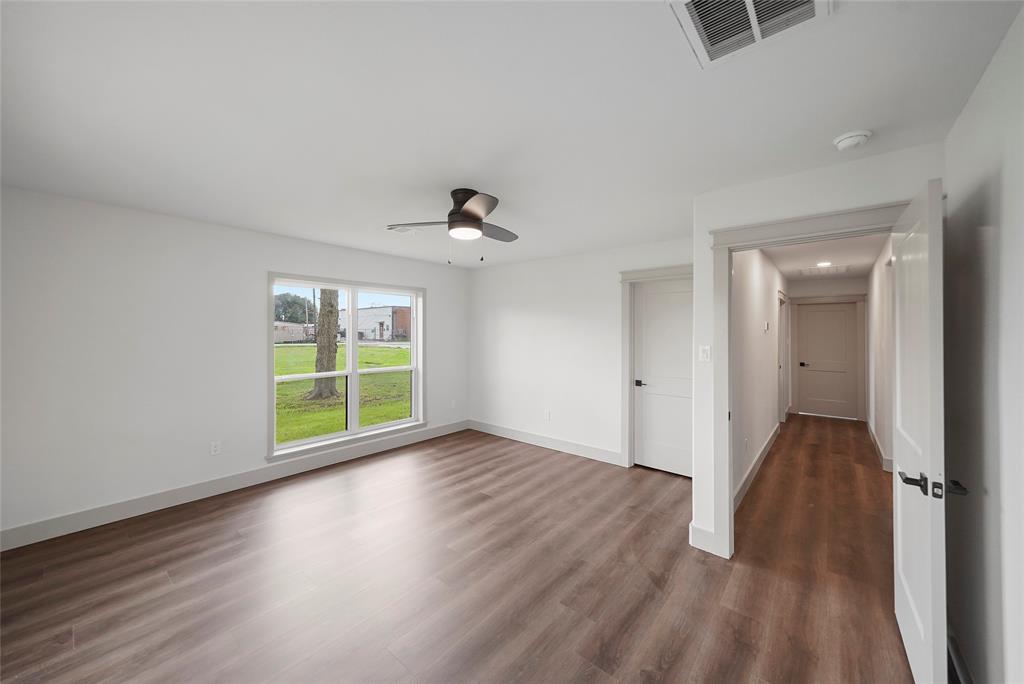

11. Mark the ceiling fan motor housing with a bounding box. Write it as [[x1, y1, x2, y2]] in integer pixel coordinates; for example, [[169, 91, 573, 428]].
[[447, 188, 479, 221]]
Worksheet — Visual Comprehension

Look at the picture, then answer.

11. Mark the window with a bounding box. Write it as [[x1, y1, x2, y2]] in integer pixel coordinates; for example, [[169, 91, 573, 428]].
[[271, 277, 421, 453]]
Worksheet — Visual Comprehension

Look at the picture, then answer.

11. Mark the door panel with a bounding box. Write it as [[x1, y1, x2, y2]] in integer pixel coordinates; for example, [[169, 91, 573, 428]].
[[892, 179, 946, 684], [797, 302, 858, 418], [634, 279, 693, 476]]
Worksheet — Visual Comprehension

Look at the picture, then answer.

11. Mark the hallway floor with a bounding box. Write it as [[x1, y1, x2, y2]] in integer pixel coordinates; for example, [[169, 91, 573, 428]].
[[732, 413, 913, 682]]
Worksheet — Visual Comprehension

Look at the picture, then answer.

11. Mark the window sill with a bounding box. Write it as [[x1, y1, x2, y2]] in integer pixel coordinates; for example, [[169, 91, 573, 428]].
[[268, 420, 426, 463]]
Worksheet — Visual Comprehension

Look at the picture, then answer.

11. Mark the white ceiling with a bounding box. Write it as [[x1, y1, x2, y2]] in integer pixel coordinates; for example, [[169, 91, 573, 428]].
[[762, 232, 890, 280], [2, 2, 1018, 267]]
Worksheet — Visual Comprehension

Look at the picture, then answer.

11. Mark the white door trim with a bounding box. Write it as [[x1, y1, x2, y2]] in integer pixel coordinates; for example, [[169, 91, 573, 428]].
[[777, 291, 790, 423], [620, 265, 694, 468], [698, 203, 898, 559], [710, 201, 907, 250], [620, 264, 694, 283]]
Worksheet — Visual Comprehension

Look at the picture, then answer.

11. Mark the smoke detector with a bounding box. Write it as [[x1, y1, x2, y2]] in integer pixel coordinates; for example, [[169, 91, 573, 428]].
[[833, 130, 872, 151]]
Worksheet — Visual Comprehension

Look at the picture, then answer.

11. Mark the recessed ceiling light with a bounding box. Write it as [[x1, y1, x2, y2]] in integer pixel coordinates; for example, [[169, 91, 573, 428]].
[[832, 129, 872, 151], [817, 261, 832, 267]]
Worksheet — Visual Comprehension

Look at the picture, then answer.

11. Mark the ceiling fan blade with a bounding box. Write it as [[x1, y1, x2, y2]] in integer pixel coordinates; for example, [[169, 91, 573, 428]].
[[460, 193, 499, 220], [387, 221, 447, 231], [481, 222, 518, 242]]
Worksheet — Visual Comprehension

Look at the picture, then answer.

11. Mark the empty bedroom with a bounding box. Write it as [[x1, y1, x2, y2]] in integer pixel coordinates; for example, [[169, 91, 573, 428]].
[[1, 1, 1021, 682]]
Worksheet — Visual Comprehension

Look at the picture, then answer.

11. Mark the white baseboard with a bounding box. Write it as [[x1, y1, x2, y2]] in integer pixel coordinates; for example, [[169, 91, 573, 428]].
[[1, 420, 471, 551], [466, 420, 625, 467], [733, 423, 780, 511], [867, 421, 893, 472], [689, 522, 731, 559]]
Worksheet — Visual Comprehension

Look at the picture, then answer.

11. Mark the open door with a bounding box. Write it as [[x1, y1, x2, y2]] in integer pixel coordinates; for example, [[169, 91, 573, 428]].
[[892, 179, 946, 683]]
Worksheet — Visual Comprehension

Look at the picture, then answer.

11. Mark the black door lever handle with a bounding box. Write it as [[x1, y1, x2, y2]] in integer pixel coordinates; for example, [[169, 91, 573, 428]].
[[898, 471, 929, 496], [947, 479, 969, 496]]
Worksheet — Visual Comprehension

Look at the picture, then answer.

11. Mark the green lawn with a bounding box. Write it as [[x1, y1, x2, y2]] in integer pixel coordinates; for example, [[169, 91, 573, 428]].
[[273, 343, 410, 375], [274, 344, 412, 444]]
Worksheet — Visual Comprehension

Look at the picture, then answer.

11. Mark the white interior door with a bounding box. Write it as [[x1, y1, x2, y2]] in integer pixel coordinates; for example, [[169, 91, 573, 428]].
[[796, 302, 858, 419], [633, 278, 693, 476], [892, 179, 946, 684]]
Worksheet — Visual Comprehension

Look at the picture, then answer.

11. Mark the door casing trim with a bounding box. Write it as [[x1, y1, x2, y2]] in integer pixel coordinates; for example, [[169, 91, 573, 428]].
[[621, 266, 694, 469], [696, 200, 903, 559]]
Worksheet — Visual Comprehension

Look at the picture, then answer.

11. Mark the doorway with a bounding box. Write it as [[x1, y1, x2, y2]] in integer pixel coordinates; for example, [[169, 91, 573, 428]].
[[622, 270, 694, 477], [706, 182, 949, 682]]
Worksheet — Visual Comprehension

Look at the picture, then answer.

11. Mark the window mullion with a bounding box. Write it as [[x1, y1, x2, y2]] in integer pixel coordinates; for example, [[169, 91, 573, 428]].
[[347, 285, 359, 432]]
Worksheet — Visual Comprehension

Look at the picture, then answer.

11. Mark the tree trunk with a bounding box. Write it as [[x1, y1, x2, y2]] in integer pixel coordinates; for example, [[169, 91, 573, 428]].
[[305, 288, 341, 400]]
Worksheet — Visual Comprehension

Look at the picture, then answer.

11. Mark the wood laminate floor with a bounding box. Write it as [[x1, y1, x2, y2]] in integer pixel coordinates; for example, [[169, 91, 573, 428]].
[[1, 417, 912, 683]]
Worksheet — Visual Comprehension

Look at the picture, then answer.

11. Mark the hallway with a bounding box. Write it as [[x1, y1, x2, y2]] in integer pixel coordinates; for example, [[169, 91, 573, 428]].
[[732, 413, 913, 682]]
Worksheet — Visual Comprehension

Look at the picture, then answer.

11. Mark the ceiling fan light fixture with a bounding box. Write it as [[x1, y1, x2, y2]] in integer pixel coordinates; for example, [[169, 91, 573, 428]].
[[448, 219, 483, 240]]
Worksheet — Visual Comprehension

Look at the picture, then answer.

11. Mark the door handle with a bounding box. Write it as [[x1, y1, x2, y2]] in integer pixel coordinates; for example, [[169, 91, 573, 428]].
[[898, 471, 929, 496], [799, 361, 808, 367], [947, 480, 969, 496], [634, 379, 647, 387]]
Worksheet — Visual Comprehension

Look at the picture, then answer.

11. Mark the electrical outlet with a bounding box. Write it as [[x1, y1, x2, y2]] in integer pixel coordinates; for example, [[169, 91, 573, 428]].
[[210, 441, 222, 456], [698, 345, 712, 362]]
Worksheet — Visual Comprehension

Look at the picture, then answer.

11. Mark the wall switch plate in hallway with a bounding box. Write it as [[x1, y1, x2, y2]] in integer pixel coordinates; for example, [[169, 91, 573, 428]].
[[699, 345, 712, 362], [210, 441, 222, 456]]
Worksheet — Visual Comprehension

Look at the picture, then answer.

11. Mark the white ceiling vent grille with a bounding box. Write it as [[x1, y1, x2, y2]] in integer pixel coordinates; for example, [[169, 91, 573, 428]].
[[684, 0, 755, 62], [670, 0, 831, 68], [753, 0, 816, 39]]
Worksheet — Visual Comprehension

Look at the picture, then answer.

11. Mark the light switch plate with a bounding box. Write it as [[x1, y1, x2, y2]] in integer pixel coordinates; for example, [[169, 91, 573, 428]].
[[698, 345, 712, 362]]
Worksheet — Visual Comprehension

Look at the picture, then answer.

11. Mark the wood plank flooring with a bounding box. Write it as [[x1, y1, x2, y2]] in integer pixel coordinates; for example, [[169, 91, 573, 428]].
[[1, 417, 911, 682]]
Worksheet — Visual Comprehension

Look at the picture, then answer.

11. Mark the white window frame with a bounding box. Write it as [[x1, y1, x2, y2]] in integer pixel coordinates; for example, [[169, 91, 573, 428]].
[[268, 273, 425, 460]]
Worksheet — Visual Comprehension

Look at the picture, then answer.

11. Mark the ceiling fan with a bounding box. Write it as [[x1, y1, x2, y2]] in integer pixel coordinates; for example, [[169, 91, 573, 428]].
[[387, 188, 518, 242]]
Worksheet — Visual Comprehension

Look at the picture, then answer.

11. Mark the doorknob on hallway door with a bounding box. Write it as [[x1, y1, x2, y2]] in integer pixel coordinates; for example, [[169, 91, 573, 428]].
[[634, 380, 647, 387], [799, 361, 808, 367]]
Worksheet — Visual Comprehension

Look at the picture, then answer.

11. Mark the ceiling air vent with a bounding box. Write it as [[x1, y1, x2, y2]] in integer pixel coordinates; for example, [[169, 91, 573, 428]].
[[685, 0, 755, 62], [670, 0, 832, 68], [753, 0, 816, 39]]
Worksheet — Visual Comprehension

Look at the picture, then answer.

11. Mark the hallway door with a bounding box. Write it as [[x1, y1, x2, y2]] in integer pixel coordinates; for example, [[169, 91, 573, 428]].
[[633, 278, 693, 476], [892, 179, 947, 684], [796, 302, 858, 418]]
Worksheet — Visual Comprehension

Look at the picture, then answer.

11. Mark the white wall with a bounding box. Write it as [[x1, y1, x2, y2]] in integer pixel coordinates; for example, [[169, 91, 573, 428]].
[[786, 276, 868, 298], [943, 10, 1023, 683], [467, 238, 692, 464], [729, 249, 785, 501], [0, 187, 471, 538], [691, 142, 945, 557], [867, 238, 894, 470]]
